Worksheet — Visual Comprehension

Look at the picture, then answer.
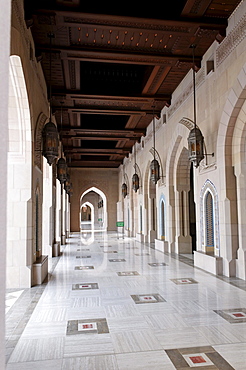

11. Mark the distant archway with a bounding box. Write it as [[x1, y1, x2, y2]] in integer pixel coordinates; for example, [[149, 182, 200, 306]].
[[80, 187, 107, 230]]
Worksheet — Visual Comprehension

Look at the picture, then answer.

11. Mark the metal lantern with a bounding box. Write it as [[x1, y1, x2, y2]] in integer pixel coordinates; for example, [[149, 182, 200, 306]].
[[132, 173, 139, 193], [42, 121, 59, 165], [150, 158, 160, 184], [57, 157, 67, 184], [122, 183, 127, 198], [188, 127, 204, 168], [64, 175, 70, 193]]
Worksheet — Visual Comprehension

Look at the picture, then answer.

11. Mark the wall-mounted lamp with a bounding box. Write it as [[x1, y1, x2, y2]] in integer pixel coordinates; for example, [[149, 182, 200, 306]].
[[42, 32, 59, 166], [132, 145, 139, 192], [150, 108, 160, 184], [187, 45, 213, 168], [122, 183, 127, 198]]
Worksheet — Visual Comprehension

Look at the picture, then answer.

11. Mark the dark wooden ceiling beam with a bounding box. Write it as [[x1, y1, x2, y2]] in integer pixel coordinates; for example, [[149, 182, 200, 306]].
[[181, 0, 213, 17], [54, 106, 160, 116], [68, 159, 122, 167], [62, 128, 145, 133], [63, 135, 140, 141], [52, 90, 170, 102], [30, 8, 227, 28], [63, 147, 130, 154], [67, 152, 125, 157], [37, 44, 201, 66]]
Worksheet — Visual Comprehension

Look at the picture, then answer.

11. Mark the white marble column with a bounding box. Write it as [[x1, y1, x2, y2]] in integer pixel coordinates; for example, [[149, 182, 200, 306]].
[[0, 0, 11, 366]]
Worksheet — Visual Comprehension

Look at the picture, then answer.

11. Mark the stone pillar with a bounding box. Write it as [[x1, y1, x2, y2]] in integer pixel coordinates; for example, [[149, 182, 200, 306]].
[[234, 167, 246, 279], [0, 0, 11, 366], [175, 189, 192, 254]]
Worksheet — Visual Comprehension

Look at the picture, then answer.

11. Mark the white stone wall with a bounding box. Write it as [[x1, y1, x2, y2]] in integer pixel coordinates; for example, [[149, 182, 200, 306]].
[[120, 0, 246, 278]]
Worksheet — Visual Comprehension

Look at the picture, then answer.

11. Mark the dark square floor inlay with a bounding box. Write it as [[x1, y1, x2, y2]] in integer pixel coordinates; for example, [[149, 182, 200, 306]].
[[72, 283, 98, 290], [76, 255, 91, 258], [171, 278, 198, 285], [117, 271, 139, 276], [67, 318, 109, 335], [74, 266, 94, 270], [148, 262, 167, 267], [131, 293, 166, 304], [214, 308, 246, 323], [166, 345, 234, 369], [109, 259, 126, 262]]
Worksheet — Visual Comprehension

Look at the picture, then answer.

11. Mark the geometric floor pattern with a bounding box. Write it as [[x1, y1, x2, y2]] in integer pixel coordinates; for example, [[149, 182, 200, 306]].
[[171, 277, 198, 285], [67, 318, 109, 335], [166, 346, 234, 369], [214, 308, 246, 324], [5, 231, 246, 369]]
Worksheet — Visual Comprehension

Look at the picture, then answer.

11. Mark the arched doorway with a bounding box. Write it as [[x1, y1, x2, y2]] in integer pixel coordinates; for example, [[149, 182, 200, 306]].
[[80, 187, 107, 231], [160, 198, 166, 240], [7, 55, 32, 288], [80, 201, 94, 229], [81, 203, 92, 222]]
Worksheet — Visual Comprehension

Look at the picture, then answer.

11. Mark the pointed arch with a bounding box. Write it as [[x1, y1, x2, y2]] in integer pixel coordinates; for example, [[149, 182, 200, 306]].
[[7, 55, 32, 288], [200, 180, 220, 256], [159, 193, 167, 240], [80, 186, 107, 230]]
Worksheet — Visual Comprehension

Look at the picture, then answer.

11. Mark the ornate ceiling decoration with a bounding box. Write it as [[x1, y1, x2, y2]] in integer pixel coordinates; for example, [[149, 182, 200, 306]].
[[25, 0, 241, 168]]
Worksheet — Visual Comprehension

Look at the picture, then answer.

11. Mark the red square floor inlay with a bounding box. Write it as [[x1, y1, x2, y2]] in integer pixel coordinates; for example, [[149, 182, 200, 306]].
[[189, 356, 206, 364], [232, 313, 245, 317], [82, 324, 93, 329]]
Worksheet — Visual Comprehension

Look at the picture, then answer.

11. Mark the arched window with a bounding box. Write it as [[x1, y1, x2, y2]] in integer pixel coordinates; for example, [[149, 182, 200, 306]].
[[140, 205, 143, 233], [205, 191, 214, 251], [200, 180, 220, 255], [161, 200, 165, 240], [159, 194, 166, 241]]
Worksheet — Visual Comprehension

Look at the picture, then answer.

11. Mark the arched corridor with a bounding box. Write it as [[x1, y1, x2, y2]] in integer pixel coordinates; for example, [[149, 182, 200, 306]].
[[2, 0, 246, 368]]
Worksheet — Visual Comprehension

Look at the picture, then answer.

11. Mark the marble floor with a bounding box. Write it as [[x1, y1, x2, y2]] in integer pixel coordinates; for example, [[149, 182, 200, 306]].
[[5, 231, 246, 369]]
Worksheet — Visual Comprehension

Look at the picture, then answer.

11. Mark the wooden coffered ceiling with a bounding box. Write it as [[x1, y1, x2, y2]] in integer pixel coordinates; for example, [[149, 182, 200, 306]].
[[24, 0, 241, 168]]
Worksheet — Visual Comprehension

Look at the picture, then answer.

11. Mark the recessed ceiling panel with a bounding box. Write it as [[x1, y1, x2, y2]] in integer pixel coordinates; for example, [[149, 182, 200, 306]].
[[80, 114, 129, 130], [80, 61, 149, 96]]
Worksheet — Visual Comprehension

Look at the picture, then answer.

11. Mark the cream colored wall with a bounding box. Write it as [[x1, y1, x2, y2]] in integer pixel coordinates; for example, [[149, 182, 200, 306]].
[[119, 0, 246, 278], [70, 168, 119, 231], [7, 0, 52, 288], [0, 0, 11, 365]]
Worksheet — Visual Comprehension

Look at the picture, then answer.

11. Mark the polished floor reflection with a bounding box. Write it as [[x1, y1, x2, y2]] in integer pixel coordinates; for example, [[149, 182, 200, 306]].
[[6, 232, 246, 369]]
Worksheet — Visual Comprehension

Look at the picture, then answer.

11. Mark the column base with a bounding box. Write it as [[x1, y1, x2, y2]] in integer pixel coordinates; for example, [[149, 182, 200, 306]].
[[32, 255, 48, 286], [155, 239, 168, 253], [52, 242, 60, 257], [236, 249, 246, 279], [194, 251, 223, 275]]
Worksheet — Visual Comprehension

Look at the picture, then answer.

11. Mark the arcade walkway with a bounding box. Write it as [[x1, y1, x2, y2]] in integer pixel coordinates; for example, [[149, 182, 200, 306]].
[[5, 232, 246, 369]]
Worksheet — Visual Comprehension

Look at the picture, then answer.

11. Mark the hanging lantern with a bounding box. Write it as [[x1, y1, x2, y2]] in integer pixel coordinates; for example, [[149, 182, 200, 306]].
[[122, 183, 127, 198], [132, 173, 139, 193], [150, 158, 160, 184], [57, 157, 67, 184], [42, 121, 59, 165], [64, 173, 71, 194], [188, 127, 204, 168]]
